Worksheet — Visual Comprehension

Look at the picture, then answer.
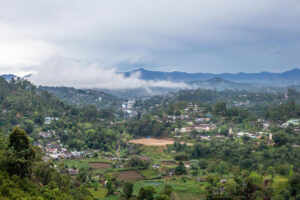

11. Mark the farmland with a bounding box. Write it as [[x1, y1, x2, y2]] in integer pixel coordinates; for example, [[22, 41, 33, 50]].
[[116, 170, 144, 182], [90, 162, 112, 169]]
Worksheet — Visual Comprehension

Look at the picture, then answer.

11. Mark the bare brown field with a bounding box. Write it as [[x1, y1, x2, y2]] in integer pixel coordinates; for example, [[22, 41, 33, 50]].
[[116, 170, 144, 181], [89, 162, 112, 169], [129, 138, 175, 146], [161, 161, 177, 165]]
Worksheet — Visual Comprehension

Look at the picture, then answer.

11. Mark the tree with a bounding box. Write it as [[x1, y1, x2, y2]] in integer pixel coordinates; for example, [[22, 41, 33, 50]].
[[84, 105, 98, 121], [175, 161, 187, 175], [138, 187, 156, 200], [23, 120, 34, 134], [157, 194, 169, 200], [213, 102, 227, 116], [9, 127, 30, 151], [289, 173, 300, 196], [33, 161, 56, 185], [77, 168, 88, 183], [279, 189, 291, 200], [34, 113, 44, 125], [106, 180, 115, 196], [126, 156, 149, 167], [163, 184, 173, 197], [267, 166, 275, 178], [0, 132, 6, 150], [2, 127, 35, 177], [273, 132, 288, 146], [122, 182, 133, 199], [271, 195, 285, 200], [225, 179, 238, 196]]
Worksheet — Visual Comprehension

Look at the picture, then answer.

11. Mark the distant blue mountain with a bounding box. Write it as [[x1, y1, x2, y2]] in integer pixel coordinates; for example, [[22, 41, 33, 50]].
[[0, 74, 17, 81], [123, 68, 300, 85], [188, 77, 256, 90]]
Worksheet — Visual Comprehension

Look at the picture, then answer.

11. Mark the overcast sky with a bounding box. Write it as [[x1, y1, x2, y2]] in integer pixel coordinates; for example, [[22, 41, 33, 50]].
[[1, 0, 300, 88]]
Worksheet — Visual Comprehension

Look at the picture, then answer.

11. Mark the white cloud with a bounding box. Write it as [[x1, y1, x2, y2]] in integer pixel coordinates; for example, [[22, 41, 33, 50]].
[[28, 55, 189, 89]]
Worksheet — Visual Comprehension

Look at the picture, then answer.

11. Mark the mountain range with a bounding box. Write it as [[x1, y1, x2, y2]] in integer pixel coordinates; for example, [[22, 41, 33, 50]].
[[0, 74, 17, 81], [123, 68, 300, 85], [1, 68, 300, 98]]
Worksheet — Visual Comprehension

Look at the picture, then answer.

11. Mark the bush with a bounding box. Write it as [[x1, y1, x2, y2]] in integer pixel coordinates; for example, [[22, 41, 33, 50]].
[[174, 154, 188, 161]]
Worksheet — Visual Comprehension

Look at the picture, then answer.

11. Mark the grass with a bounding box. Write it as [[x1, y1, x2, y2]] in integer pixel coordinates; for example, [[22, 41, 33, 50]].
[[100, 196, 120, 200], [176, 192, 205, 200], [132, 179, 206, 197], [85, 158, 113, 163], [92, 166, 147, 176], [165, 179, 206, 194], [63, 159, 91, 170], [142, 146, 173, 160], [88, 187, 107, 200], [272, 175, 289, 193], [133, 180, 165, 195], [61, 158, 114, 171], [140, 169, 160, 179]]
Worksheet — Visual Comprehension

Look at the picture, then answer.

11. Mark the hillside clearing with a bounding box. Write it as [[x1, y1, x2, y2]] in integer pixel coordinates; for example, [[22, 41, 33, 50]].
[[129, 138, 174, 146]]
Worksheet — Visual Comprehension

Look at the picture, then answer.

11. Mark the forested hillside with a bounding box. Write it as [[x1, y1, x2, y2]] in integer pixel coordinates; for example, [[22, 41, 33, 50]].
[[40, 86, 122, 110], [0, 77, 121, 151]]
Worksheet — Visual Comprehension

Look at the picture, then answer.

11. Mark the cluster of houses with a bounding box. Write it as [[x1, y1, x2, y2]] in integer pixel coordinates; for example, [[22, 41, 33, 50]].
[[173, 107, 216, 134], [175, 123, 216, 134], [282, 119, 300, 128], [44, 116, 59, 125], [39, 131, 56, 138], [235, 131, 273, 140], [35, 128, 100, 162], [233, 100, 250, 107], [122, 99, 137, 118], [43, 146, 98, 161]]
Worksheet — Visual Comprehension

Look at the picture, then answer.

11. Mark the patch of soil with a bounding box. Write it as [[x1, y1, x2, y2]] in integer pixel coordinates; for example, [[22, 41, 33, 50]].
[[129, 138, 174, 146], [116, 170, 144, 181], [161, 161, 177, 165], [89, 162, 112, 169]]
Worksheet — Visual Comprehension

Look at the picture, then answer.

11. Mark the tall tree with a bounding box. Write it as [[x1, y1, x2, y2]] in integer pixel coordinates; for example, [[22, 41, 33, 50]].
[[2, 127, 35, 177], [122, 182, 134, 199]]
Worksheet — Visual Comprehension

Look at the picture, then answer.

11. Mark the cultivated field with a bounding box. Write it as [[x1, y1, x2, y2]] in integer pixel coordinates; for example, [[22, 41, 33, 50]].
[[160, 161, 177, 165], [89, 162, 112, 169], [116, 170, 144, 181], [129, 138, 175, 146]]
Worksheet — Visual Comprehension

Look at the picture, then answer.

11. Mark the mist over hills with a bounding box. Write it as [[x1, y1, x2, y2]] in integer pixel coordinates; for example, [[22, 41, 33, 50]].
[[1, 68, 300, 98], [123, 68, 300, 85]]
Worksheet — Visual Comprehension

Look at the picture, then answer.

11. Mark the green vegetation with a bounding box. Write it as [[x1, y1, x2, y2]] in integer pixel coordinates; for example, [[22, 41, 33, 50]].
[[140, 169, 160, 179], [1, 77, 300, 199], [40, 86, 122, 110], [0, 127, 94, 199], [88, 187, 108, 199]]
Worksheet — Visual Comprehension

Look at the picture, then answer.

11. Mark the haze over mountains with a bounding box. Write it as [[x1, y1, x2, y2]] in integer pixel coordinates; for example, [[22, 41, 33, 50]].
[[123, 68, 300, 85], [1, 68, 300, 98], [0, 74, 17, 81]]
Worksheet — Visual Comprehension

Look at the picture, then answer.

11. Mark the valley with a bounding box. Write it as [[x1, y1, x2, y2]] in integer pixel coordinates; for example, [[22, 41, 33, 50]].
[[0, 76, 300, 199]]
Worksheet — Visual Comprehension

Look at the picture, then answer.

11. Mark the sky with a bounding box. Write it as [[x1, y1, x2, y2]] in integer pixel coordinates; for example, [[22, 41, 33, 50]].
[[1, 0, 300, 88]]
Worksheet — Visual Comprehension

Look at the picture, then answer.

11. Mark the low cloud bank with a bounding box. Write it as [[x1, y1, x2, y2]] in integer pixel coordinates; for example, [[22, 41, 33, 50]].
[[29, 57, 189, 90]]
